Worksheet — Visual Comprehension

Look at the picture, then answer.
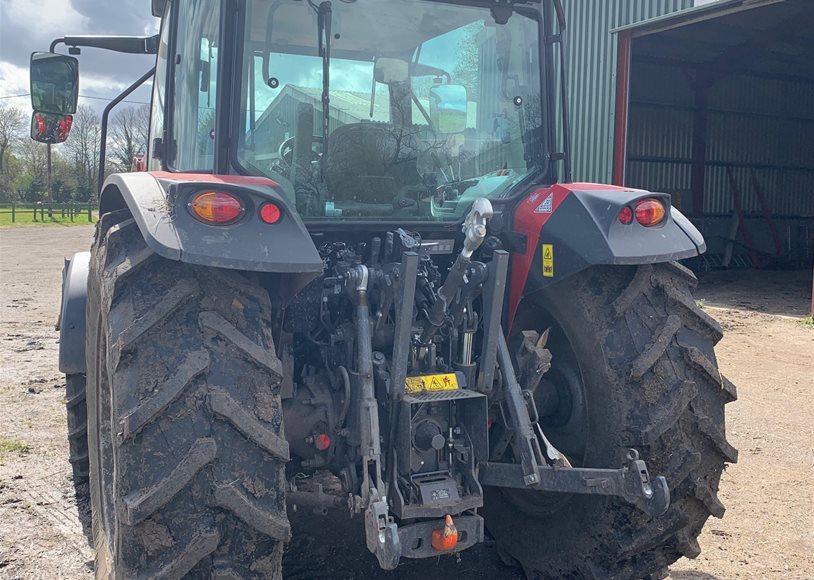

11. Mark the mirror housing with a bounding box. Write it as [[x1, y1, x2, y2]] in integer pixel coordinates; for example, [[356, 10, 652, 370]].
[[31, 111, 73, 144], [429, 84, 468, 134], [30, 52, 79, 115]]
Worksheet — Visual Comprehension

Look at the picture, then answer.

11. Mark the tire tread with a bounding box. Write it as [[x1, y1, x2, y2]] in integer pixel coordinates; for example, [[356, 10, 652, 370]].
[[85, 213, 288, 578]]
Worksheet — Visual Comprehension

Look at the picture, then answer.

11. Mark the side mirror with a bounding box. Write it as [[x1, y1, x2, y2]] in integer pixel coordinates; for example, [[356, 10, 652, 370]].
[[374, 57, 409, 84], [429, 84, 468, 134], [30, 52, 79, 115], [31, 111, 73, 144]]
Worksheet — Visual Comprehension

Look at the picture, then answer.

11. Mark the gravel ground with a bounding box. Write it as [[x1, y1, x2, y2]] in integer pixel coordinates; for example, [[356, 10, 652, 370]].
[[0, 225, 811, 579]]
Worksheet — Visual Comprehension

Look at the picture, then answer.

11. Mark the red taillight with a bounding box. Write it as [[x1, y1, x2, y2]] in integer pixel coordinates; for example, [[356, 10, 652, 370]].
[[618, 206, 633, 225], [634, 199, 666, 227], [189, 191, 244, 225], [259, 202, 282, 224], [314, 433, 331, 451]]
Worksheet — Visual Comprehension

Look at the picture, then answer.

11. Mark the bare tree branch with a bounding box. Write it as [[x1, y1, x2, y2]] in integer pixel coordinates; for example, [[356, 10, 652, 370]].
[[109, 105, 150, 172], [0, 104, 27, 176]]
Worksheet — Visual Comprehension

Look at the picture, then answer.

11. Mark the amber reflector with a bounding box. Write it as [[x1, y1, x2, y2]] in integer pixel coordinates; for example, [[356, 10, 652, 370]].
[[634, 199, 666, 227], [189, 191, 243, 225]]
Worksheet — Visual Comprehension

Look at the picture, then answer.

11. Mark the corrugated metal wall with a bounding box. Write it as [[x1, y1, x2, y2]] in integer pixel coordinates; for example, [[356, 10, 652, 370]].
[[626, 60, 694, 203], [626, 61, 814, 219], [704, 74, 814, 216], [563, 0, 692, 184]]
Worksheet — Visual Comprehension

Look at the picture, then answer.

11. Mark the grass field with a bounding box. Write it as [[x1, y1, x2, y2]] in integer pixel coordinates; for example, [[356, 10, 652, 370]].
[[0, 210, 96, 226]]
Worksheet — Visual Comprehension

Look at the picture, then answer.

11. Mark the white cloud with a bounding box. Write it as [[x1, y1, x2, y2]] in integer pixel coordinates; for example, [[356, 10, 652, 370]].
[[0, 61, 29, 99], [0, 60, 130, 104], [4, 0, 88, 37]]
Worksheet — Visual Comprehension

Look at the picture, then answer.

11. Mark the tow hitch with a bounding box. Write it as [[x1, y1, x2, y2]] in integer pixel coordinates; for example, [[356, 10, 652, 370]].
[[478, 448, 670, 517], [486, 313, 670, 518]]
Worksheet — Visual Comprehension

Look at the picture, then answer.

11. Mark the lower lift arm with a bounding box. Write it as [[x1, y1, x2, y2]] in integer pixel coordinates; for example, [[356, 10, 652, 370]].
[[482, 312, 670, 518]]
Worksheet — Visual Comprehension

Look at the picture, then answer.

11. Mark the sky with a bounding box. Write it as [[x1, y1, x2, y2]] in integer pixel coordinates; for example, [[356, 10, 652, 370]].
[[0, 0, 159, 115], [0, 0, 465, 119]]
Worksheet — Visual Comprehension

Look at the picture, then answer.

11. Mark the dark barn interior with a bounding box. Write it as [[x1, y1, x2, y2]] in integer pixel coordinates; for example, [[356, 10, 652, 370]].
[[615, 0, 813, 275]]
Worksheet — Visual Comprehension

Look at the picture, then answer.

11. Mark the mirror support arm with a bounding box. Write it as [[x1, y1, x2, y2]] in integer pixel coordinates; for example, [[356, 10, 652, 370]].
[[51, 35, 159, 55], [98, 68, 156, 193]]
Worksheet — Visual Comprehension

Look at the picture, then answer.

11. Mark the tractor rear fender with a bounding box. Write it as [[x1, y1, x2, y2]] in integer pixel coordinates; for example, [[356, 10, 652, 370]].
[[58, 251, 91, 375], [58, 172, 323, 374], [99, 171, 323, 276], [509, 183, 705, 321]]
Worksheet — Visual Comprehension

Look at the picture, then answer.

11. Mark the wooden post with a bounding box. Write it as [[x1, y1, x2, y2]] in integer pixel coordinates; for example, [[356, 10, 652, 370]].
[[87, 200, 92, 222], [11, 202, 15, 223], [70, 203, 74, 222]]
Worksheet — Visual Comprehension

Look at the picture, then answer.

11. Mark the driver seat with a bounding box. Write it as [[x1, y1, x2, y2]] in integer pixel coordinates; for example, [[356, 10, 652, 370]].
[[324, 122, 423, 204]]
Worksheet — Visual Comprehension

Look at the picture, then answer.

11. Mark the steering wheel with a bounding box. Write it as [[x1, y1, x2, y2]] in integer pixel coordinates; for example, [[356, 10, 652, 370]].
[[278, 135, 323, 167]]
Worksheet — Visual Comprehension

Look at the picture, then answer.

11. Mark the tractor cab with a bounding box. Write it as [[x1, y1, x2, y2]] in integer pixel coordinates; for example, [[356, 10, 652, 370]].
[[147, 0, 557, 221]]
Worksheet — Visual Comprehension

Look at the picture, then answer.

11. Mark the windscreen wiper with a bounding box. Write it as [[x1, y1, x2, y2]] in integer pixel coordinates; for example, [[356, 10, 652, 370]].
[[311, 0, 332, 181]]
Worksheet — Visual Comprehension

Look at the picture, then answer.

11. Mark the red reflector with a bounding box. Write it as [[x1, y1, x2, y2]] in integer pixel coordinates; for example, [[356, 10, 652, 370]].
[[315, 433, 331, 451], [618, 206, 633, 225], [634, 199, 666, 227], [259, 202, 282, 224], [189, 191, 243, 225]]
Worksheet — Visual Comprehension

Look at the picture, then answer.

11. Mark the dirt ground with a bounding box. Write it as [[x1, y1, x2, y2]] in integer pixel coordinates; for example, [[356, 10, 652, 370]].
[[0, 225, 811, 580]]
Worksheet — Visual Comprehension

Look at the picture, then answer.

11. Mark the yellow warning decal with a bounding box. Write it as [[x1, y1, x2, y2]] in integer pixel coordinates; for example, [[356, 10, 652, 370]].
[[404, 373, 460, 395], [542, 244, 554, 278]]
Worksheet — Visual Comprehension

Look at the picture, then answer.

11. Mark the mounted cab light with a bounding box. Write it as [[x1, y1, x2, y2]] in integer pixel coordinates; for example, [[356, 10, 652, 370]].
[[189, 191, 244, 225], [634, 199, 666, 227], [259, 202, 282, 224], [618, 206, 633, 225]]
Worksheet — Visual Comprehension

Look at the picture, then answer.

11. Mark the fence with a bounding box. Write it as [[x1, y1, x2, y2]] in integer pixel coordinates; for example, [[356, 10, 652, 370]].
[[0, 202, 97, 224]]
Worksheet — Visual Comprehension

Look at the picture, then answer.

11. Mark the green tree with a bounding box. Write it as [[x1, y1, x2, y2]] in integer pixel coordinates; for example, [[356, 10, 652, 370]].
[[65, 105, 101, 201], [51, 152, 78, 202], [12, 139, 47, 202], [0, 104, 27, 200]]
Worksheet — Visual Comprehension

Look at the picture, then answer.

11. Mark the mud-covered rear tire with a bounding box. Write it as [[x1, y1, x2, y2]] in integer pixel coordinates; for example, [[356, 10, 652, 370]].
[[484, 263, 737, 579], [86, 212, 290, 579], [66, 373, 89, 487]]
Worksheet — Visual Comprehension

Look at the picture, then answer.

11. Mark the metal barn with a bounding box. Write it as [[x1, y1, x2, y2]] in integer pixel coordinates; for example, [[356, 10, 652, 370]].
[[608, 0, 813, 271]]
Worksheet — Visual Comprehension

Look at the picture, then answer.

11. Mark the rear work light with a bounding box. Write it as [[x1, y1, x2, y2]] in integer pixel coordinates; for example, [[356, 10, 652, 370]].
[[634, 199, 666, 227], [189, 191, 244, 225]]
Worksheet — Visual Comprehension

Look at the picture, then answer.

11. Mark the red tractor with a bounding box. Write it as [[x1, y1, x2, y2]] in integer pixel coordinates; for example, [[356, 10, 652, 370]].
[[34, 0, 735, 577]]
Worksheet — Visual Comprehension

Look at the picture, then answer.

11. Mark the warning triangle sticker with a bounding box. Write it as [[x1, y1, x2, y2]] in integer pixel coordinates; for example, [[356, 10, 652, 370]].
[[430, 376, 444, 390], [535, 193, 554, 214], [544, 246, 553, 259]]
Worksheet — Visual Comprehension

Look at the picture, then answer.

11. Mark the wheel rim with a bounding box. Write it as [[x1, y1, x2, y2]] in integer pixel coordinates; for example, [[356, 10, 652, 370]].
[[502, 322, 590, 515], [535, 325, 588, 462]]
